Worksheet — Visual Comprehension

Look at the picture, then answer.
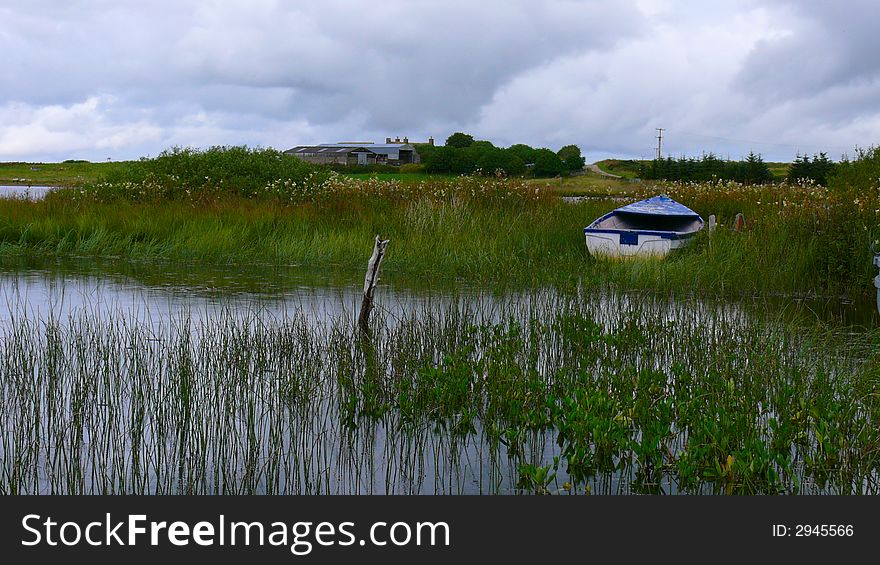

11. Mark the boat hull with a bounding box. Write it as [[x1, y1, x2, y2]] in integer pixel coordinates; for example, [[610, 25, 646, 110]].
[[583, 195, 703, 259], [585, 229, 695, 258]]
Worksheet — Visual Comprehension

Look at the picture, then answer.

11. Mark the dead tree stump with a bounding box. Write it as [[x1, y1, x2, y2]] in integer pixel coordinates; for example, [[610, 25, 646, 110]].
[[359, 235, 390, 332]]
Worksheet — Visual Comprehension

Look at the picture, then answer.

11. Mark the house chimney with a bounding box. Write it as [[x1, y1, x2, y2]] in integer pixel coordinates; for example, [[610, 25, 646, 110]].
[[395, 136, 401, 143], [403, 136, 408, 143], [386, 137, 392, 143], [428, 136, 434, 146]]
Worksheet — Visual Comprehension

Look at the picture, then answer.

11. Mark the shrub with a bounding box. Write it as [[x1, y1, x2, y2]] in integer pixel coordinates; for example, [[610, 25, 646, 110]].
[[399, 163, 426, 174], [82, 145, 328, 201]]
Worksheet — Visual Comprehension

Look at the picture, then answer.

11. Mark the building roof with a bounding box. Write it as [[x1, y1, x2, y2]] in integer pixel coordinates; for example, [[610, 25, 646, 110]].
[[316, 143, 416, 155], [285, 146, 376, 154]]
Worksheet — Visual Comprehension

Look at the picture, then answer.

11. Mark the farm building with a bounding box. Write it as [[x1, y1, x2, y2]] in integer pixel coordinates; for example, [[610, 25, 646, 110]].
[[284, 145, 380, 166], [285, 138, 423, 166]]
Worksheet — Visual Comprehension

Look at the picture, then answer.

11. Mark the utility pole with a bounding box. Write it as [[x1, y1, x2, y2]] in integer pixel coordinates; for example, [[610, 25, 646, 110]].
[[655, 128, 665, 160]]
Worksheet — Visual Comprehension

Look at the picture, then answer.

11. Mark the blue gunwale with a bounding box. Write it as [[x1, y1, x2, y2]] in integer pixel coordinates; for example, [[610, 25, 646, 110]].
[[582, 227, 697, 241]]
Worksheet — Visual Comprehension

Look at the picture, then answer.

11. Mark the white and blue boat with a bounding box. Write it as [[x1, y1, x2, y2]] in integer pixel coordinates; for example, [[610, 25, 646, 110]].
[[584, 195, 704, 258]]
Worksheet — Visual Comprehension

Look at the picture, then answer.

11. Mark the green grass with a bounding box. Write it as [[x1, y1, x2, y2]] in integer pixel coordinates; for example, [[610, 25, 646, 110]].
[[595, 159, 645, 179], [1, 147, 878, 496], [524, 172, 644, 196], [767, 162, 790, 179], [0, 160, 129, 186], [595, 159, 791, 181], [0, 146, 875, 299], [0, 157, 793, 187], [0, 182, 876, 299], [340, 172, 453, 182]]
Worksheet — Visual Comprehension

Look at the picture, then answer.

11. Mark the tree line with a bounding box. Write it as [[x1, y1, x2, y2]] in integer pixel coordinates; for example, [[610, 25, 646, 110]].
[[638, 152, 774, 184], [416, 132, 585, 178], [639, 151, 840, 185], [787, 152, 835, 185]]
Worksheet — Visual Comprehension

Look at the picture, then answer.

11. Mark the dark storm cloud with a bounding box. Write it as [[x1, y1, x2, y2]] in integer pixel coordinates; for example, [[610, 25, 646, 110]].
[[170, 0, 645, 127], [736, 0, 880, 103], [1, 0, 878, 161]]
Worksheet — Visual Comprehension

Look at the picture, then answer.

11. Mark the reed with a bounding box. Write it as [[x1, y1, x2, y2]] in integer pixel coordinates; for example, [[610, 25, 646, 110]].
[[0, 176, 876, 298], [0, 291, 876, 494], [1, 145, 878, 297]]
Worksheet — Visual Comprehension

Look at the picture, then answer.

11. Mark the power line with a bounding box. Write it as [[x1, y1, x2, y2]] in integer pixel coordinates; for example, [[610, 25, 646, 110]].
[[655, 128, 665, 160], [675, 130, 856, 153]]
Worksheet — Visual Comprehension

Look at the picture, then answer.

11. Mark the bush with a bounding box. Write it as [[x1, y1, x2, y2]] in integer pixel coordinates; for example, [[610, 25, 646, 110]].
[[81, 145, 329, 201], [424, 141, 556, 177], [399, 163, 426, 174], [326, 163, 400, 174], [830, 146, 880, 190]]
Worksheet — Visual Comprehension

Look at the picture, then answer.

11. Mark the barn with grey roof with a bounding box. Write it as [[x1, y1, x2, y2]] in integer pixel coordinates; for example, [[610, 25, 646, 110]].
[[284, 136, 430, 166]]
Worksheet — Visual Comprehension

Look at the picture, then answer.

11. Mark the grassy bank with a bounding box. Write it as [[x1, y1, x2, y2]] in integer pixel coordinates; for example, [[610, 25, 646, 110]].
[[595, 159, 791, 181], [0, 181, 875, 298], [0, 146, 877, 298], [0, 182, 585, 282], [0, 160, 128, 186]]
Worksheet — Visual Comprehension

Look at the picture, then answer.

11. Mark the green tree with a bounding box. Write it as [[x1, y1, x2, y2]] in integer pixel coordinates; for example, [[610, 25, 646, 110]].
[[532, 149, 563, 177], [424, 146, 457, 173], [788, 152, 836, 185], [742, 151, 773, 184], [557, 144, 586, 172], [476, 147, 526, 175], [445, 132, 475, 148], [507, 143, 538, 165]]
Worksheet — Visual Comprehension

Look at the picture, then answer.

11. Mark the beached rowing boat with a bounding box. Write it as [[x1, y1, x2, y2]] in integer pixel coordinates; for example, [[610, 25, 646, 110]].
[[584, 195, 703, 258]]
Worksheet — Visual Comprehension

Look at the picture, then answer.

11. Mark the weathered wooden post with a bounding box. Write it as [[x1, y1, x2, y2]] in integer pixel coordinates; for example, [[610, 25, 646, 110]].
[[707, 214, 716, 234], [359, 235, 390, 331]]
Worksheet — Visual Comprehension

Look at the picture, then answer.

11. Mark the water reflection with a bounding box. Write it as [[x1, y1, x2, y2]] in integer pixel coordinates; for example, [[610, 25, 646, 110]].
[[0, 259, 876, 329], [0, 261, 877, 495], [0, 185, 54, 200]]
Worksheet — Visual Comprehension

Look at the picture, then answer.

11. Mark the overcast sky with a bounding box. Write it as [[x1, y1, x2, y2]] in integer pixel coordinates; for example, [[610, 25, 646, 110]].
[[1, 0, 878, 163]]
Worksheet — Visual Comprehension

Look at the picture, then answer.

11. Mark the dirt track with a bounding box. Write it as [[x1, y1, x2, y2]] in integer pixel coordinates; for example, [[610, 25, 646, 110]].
[[587, 163, 621, 178]]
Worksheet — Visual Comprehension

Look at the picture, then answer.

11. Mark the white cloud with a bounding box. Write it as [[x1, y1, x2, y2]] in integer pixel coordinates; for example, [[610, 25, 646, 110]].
[[0, 96, 162, 159], [0, 0, 878, 162]]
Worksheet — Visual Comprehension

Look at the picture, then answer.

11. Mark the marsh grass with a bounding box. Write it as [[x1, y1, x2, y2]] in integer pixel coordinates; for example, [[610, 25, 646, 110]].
[[0, 290, 876, 495], [0, 178, 877, 298], [0, 147, 878, 297]]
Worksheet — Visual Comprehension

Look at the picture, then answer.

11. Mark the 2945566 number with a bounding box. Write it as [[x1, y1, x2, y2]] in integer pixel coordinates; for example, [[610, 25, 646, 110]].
[[795, 525, 853, 537]]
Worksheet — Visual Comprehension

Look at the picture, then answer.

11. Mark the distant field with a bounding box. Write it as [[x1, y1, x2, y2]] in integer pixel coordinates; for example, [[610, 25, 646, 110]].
[[0, 161, 128, 186], [0, 158, 793, 188], [594, 159, 644, 179], [339, 172, 453, 182], [766, 162, 790, 179], [595, 158, 791, 180], [525, 171, 647, 197]]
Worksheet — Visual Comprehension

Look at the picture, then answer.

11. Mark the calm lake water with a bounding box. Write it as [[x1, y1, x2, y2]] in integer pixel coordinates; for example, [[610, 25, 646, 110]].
[[1, 260, 875, 328], [0, 185, 54, 200], [0, 260, 877, 494]]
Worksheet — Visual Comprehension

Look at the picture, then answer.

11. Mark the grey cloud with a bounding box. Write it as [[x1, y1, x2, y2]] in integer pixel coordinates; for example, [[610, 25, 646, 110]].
[[736, 0, 880, 102], [1, 0, 647, 160], [1, 0, 879, 162]]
